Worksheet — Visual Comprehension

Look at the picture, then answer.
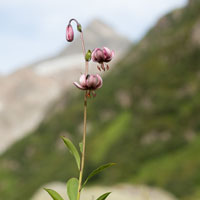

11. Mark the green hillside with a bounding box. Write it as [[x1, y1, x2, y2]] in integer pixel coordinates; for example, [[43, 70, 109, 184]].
[[1, 1, 200, 199]]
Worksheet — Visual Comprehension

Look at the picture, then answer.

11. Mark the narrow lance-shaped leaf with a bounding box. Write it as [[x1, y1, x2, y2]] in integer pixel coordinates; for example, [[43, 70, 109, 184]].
[[96, 192, 111, 200], [67, 178, 79, 200], [44, 188, 64, 200], [62, 136, 80, 170], [82, 163, 116, 189]]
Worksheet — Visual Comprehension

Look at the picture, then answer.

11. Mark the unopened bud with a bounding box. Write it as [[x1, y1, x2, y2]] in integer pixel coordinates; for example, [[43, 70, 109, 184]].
[[85, 50, 92, 61], [66, 24, 74, 42]]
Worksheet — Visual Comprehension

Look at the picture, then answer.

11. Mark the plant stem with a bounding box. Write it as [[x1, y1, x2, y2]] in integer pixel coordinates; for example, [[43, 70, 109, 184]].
[[80, 32, 88, 74], [77, 93, 87, 200], [77, 30, 88, 200], [69, 18, 88, 74]]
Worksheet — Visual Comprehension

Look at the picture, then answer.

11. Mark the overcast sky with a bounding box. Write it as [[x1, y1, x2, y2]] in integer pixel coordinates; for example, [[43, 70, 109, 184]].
[[0, 0, 187, 74]]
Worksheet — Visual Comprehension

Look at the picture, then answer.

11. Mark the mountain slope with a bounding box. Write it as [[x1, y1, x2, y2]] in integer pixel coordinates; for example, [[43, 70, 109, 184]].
[[1, 1, 200, 200], [0, 19, 131, 153]]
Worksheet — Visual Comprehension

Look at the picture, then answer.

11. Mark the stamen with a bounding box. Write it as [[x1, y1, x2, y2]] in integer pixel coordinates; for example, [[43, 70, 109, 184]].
[[92, 91, 96, 98], [106, 64, 110, 70], [101, 63, 105, 71], [97, 66, 101, 71], [86, 91, 91, 98]]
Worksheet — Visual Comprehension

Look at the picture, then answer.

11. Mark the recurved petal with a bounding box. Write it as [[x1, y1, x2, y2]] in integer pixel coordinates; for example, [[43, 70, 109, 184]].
[[93, 48, 105, 63], [103, 47, 114, 62], [97, 49, 105, 58], [111, 50, 115, 58], [96, 74, 103, 89], [91, 48, 98, 61], [79, 74, 87, 87], [73, 82, 86, 90], [87, 75, 98, 88], [103, 47, 112, 56], [92, 48, 102, 62]]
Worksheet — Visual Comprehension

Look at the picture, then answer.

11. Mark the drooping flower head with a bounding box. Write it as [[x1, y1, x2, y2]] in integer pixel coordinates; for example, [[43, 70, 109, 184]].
[[92, 47, 114, 71], [73, 74, 103, 97], [66, 24, 74, 42], [66, 19, 82, 43]]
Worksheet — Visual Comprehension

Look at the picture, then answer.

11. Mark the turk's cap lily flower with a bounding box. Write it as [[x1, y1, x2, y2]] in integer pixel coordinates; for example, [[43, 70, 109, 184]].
[[92, 47, 114, 63], [73, 74, 103, 91], [66, 24, 74, 42], [92, 47, 114, 71]]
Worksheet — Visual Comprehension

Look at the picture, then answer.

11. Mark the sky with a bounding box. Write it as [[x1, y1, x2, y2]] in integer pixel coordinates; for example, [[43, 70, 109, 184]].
[[0, 0, 188, 75]]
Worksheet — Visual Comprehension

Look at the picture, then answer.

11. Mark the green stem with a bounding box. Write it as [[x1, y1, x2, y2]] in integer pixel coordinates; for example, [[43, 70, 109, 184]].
[[80, 32, 88, 74], [77, 28, 88, 200], [77, 93, 87, 200]]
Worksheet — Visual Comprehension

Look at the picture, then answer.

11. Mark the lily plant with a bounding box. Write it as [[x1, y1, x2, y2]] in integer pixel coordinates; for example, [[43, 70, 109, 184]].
[[45, 18, 115, 200]]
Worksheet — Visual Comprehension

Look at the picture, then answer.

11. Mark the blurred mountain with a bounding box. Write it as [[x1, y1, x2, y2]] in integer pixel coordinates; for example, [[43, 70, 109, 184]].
[[1, 0, 200, 200], [0, 19, 131, 153]]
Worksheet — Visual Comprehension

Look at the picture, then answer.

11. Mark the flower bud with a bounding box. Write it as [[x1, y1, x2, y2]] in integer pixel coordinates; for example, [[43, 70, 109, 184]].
[[85, 50, 92, 62], [66, 24, 74, 42]]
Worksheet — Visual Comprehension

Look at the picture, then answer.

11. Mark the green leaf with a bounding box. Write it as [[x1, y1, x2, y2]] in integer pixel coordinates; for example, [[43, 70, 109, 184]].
[[62, 137, 80, 170], [44, 188, 64, 200], [79, 142, 83, 153], [96, 192, 111, 200], [67, 178, 79, 200], [82, 163, 116, 189]]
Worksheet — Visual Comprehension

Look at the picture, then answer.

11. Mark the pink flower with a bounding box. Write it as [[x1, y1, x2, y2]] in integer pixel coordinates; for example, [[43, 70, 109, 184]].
[[92, 47, 114, 71], [92, 48, 105, 63], [74, 74, 103, 96], [66, 24, 74, 42]]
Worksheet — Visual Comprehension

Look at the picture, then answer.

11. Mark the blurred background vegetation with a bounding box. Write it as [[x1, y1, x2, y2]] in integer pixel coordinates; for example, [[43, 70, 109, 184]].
[[1, 0, 200, 200]]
